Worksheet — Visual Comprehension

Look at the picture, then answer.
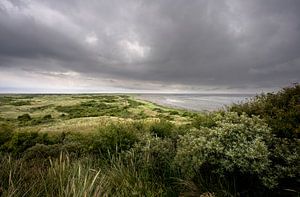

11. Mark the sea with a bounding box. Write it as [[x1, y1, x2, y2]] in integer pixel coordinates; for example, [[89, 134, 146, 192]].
[[137, 93, 256, 111]]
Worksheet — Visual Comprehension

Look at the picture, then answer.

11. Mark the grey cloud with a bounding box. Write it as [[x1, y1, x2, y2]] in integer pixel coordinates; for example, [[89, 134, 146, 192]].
[[0, 0, 299, 92]]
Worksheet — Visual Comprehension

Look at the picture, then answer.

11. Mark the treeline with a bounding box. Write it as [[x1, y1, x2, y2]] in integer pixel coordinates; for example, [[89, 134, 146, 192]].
[[0, 85, 299, 196]]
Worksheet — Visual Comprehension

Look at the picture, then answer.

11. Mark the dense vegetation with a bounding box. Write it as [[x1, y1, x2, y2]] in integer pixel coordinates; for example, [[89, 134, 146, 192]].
[[0, 86, 299, 196]]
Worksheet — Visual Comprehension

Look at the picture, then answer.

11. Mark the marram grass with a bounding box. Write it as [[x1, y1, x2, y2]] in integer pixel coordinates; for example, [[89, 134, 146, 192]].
[[0, 85, 299, 196]]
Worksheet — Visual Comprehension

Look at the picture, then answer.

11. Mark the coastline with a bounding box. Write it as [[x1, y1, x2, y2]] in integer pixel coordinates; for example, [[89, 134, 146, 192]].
[[135, 94, 254, 112]]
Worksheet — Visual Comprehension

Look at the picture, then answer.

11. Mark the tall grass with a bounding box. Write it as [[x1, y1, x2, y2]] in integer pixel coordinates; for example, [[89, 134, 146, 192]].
[[0, 85, 299, 196], [45, 153, 103, 197], [0, 153, 102, 196], [0, 151, 168, 197]]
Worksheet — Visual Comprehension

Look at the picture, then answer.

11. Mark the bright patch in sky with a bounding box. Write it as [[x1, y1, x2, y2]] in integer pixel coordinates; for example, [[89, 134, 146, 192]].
[[119, 40, 150, 61], [85, 32, 98, 45]]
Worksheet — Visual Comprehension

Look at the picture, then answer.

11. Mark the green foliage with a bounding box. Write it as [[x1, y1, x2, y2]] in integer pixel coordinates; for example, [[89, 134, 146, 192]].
[[149, 119, 174, 138], [56, 101, 113, 118], [17, 113, 32, 121], [182, 111, 198, 118], [45, 154, 103, 197], [17, 114, 54, 126], [102, 153, 167, 196], [0, 96, 31, 106], [175, 112, 273, 189], [267, 137, 300, 190], [137, 110, 147, 119], [0, 151, 169, 197], [157, 114, 171, 121], [127, 98, 144, 108], [29, 104, 54, 112], [23, 143, 62, 160], [192, 113, 216, 128], [10, 100, 31, 106], [229, 84, 300, 139], [55, 99, 139, 119], [0, 154, 41, 196], [153, 107, 165, 113], [0, 89, 299, 196], [0, 153, 103, 197], [169, 110, 179, 115], [1, 131, 61, 156], [131, 134, 176, 180], [0, 96, 14, 105], [228, 84, 300, 192], [0, 123, 13, 146], [93, 123, 139, 156], [6, 131, 40, 155], [34, 114, 54, 124]]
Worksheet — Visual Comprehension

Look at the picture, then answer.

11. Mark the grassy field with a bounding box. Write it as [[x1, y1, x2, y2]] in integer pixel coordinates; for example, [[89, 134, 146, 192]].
[[0, 94, 193, 132], [0, 87, 299, 196]]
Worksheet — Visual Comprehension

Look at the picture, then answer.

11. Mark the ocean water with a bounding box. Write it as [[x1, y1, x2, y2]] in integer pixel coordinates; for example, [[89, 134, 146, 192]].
[[137, 94, 255, 111]]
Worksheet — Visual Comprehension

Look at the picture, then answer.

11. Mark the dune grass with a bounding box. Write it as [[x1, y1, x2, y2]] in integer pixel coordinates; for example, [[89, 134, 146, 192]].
[[0, 86, 299, 196]]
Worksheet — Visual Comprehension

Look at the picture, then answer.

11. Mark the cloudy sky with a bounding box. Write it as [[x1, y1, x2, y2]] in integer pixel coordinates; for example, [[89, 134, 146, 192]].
[[0, 0, 299, 93]]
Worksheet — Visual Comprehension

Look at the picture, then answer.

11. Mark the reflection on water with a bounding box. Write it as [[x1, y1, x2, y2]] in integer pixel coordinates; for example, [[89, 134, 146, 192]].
[[137, 94, 255, 111]]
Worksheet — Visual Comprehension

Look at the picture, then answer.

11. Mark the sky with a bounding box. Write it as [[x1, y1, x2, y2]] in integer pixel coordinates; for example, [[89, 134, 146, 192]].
[[0, 0, 300, 93]]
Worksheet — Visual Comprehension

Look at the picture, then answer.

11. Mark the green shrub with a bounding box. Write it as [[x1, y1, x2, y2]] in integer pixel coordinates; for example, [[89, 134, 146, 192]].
[[153, 108, 164, 113], [192, 113, 216, 129], [37, 132, 67, 145], [132, 121, 146, 131], [130, 133, 177, 186], [4, 131, 59, 156], [10, 100, 31, 106], [17, 113, 32, 121], [0, 96, 14, 105], [137, 111, 148, 119], [149, 120, 174, 138], [6, 131, 39, 155], [33, 114, 54, 125], [175, 112, 273, 189], [169, 110, 179, 115], [227, 84, 300, 192], [229, 84, 300, 139], [267, 137, 300, 191], [0, 91, 298, 196], [29, 104, 54, 112], [55, 99, 136, 119], [127, 98, 144, 108], [92, 123, 139, 156], [23, 143, 62, 160], [0, 123, 14, 147], [182, 112, 191, 117], [43, 114, 52, 120], [55, 100, 111, 118]]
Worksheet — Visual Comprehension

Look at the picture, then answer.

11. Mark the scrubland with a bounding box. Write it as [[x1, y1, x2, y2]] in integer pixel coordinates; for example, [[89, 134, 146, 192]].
[[0, 86, 299, 196]]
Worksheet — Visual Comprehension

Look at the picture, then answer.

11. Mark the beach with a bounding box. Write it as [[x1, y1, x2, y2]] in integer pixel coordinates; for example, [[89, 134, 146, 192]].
[[137, 93, 255, 111]]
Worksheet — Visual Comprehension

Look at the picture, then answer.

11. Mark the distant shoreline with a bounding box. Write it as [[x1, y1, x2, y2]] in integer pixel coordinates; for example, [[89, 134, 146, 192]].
[[0, 93, 255, 112], [0, 92, 256, 96], [136, 94, 255, 112]]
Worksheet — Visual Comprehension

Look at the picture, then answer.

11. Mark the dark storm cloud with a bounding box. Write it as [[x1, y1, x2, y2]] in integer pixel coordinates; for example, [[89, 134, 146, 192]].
[[0, 0, 300, 91]]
